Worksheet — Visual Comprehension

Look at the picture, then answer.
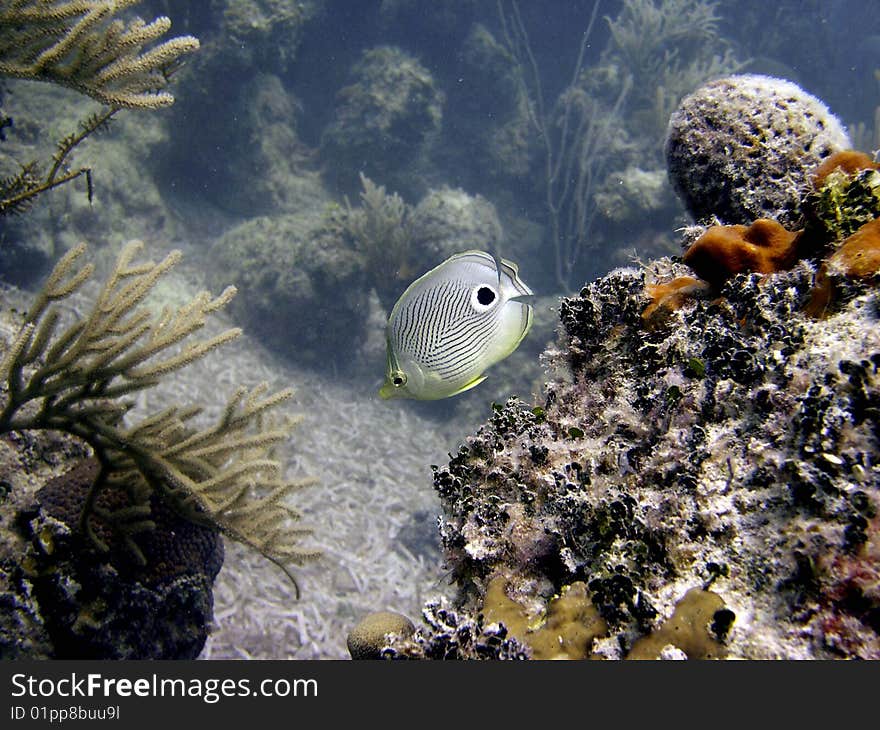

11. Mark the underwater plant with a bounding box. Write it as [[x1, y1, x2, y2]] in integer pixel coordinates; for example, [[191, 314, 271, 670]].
[[0, 0, 199, 215], [0, 241, 317, 596], [497, 0, 741, 291], [342, 173, 414, 313]]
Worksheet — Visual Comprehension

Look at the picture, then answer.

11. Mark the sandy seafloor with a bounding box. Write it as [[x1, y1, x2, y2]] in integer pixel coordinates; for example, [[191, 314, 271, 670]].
[[196, 341, 461, 661]]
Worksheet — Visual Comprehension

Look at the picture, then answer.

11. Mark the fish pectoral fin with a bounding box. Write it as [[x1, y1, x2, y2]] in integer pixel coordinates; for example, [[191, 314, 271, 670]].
[[446, 374, 488, 397]]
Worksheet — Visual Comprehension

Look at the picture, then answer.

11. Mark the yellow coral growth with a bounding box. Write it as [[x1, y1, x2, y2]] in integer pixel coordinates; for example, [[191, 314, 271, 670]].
[[627, 587, 729, 659], [483, 577, 607, 659]]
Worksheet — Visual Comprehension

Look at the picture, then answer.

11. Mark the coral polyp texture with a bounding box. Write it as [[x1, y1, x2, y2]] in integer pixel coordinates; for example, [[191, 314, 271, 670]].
[[413, 256, 880, 659], [665, 74, 851, 227]]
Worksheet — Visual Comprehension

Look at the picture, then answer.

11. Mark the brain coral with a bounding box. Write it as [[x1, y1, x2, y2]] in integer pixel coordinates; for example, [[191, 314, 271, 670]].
[[665, 74, 850, 227]]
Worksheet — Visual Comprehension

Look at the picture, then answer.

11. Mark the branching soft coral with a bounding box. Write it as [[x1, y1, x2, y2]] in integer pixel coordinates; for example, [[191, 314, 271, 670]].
[[0, 241, 317, 596], [0, 0, 199, 109]]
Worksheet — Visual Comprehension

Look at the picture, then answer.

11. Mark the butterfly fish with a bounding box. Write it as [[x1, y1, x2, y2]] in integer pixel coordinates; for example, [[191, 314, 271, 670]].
[[379, 250, 533, 400]]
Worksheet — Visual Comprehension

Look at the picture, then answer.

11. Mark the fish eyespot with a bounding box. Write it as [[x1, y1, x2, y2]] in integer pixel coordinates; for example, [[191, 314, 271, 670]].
[[471, 285, 497, 310]]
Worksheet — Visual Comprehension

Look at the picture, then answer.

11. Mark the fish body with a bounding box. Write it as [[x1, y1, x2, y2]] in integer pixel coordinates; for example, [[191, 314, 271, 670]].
[[380, 250, 533, 400]]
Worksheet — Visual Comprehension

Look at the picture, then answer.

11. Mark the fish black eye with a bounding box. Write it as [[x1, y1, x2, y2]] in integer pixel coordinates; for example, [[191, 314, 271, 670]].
[[476, 286, 496, 306], [392, 372, 407, 387]]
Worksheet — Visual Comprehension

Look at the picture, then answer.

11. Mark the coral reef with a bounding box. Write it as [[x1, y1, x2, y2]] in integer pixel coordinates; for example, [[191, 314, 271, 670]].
[[665, 74, 851, 226], [161, 70, 327, 216], [220, 0, 321, 71], [337, 174, 414, 315], [627, 587, 731, 659], [1, 441, 223, 658], [320, 45, 444, 195], [807, 219, 880, 319], [482, 577, 607, 659], [811, 150, 880, 190], [409, 186, 503, 265], [593, 167, 673, 226], [452, 22, 535, 184], [0, 242, 316, 596], [143, 1, 326, 217], [207, 211, 370, 369], [414, 255, 880, 658]]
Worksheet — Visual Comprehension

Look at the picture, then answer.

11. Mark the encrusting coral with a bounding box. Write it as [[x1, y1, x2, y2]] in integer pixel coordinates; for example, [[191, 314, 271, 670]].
[[481, 577, 607, 659], [0, 241, 318, 596], [627, 588, 731, 660]]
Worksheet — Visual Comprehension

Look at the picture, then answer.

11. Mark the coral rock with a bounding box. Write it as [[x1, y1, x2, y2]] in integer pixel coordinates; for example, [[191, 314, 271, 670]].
[[208, 211, 370, 368], [424, 259, 880, 659], [321, 46, 444, 193]]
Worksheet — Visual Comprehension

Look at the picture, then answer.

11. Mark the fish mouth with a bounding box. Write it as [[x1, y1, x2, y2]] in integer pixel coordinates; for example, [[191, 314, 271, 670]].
[[378, 382, 398, 399]]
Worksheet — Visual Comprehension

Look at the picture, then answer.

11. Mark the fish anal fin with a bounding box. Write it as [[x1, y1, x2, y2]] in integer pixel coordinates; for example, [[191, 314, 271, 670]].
[[446, 374, 488, 398]]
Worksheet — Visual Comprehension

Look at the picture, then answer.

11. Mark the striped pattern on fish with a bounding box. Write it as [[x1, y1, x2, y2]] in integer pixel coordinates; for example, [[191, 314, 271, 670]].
[[379, 250, 533, 400]]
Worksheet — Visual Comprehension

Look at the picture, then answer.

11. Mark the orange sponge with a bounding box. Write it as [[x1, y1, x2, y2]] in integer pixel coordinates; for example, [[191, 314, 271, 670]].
[[641, 276, 709, 327], [827, 218, 880, 278], [683, 219, 802, 287], [811, 149, 880, 189], [806, 218, 880, 317]]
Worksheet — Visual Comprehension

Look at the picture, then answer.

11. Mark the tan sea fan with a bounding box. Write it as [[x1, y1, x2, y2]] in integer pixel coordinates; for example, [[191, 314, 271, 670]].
[[0, 241, 318, 596], [0, 0, 199, 108]]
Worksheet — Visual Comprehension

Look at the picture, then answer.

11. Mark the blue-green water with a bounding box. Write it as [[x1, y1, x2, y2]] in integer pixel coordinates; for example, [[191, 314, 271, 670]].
[[0, 0, 878, 660]]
